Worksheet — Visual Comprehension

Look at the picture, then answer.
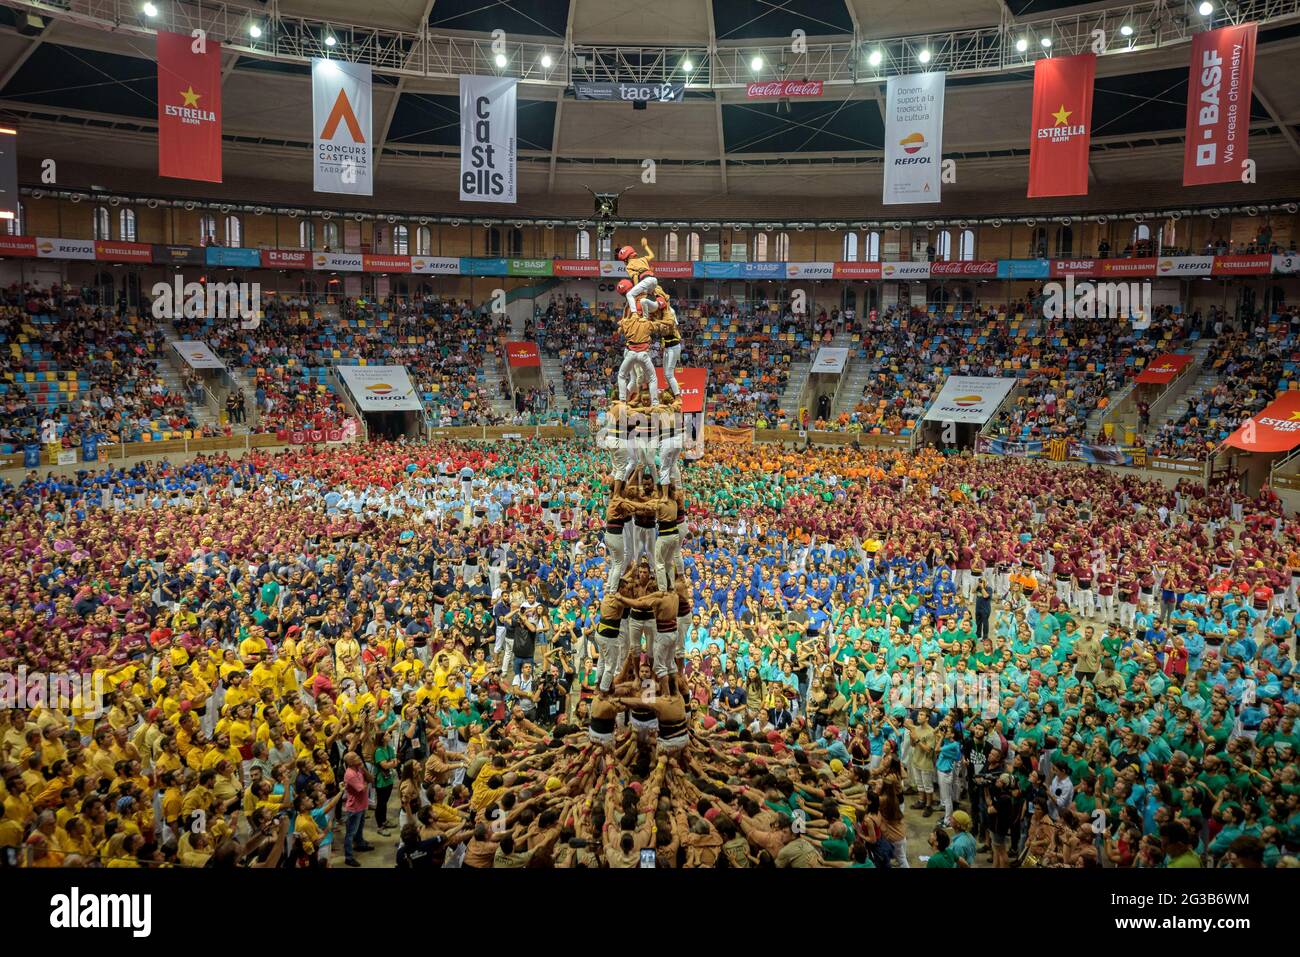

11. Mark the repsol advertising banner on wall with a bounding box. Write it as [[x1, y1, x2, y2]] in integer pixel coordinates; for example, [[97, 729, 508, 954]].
[[335, 364, 422, 412]]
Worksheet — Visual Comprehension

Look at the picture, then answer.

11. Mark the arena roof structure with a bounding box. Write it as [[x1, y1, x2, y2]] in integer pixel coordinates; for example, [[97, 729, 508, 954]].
[[0, 0, 1299, 219]]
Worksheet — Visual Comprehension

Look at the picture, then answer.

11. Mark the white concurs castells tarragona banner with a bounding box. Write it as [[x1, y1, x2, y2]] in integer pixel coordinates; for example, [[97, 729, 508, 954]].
[[335, 365, 423, 412], [811, 347, 850, 374], [459, 75, 517, 204], [312, 59, 372, 196], [923, 375, 1016, 425], [883, 71, 945, 205], [171, 341, 225, 370]]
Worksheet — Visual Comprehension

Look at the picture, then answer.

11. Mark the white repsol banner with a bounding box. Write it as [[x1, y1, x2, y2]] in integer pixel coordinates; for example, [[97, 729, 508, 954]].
[[36, 237, 95, 260], [811, 347, 849, 374], [335, 364, 423, 412], [881, 261, 931, 280], [883, 71, 945, 205], [171, 340, 226, 370], [923, 375, 1016, 425], [785, 262, 834, 278], [312, 252, 363, 271], [313, 59, 372, 195], [459, 75, 516, 204], [410, 257, 461, 275], [1157, 255, 1214, 276]]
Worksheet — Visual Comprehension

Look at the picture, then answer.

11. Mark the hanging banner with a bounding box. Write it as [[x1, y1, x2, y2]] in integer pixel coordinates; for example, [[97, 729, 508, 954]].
[[95, 241, 153, 263], [459, 75, 516, 204], [335, 365, 423, 412], [153, 244, 204, 266], [0, 126, 16, 223], [313, 58, 372, 195], [1134, 352, 1193, 384], [37, 238, 95, 260], [930, 261, 997, 276], [505, 342, 541, 367], [573, 81, 684, 103], [171, 340, 226, 370], [1027, 53, 1095, 198], [1273, 253, 1300, 274], [652, 261, 694, 278], [508, 259, 553, 277], [1099, 258, 1156, 277], [694, 262, 744, 279], [740, 262, 784, 279], [0, 235, 36, 257], [362, 254, 411, 273], [1226, 391, 1300, 453], [157, 31, 223, 183], [410, 256, 461, 275], [881, 261, 931, 280], [1156, 255, 1214, 276], [1051, 259, 1101, 278], [883, 71, 945, 205], [460, 257, 507, 276], [833, 261, 883, 280], [551, 259, 600, 277], [1212, 254, 1272, 275], [811, 347, 850, 374], [261, 249, 311, 269], [923, 375, 1016, 424], [205, 246, 261, 267], [1183, 22, 1257, 186], [785, 262, 834, 279], [312, 252, 363, 271], [655, 367, 707, 414]]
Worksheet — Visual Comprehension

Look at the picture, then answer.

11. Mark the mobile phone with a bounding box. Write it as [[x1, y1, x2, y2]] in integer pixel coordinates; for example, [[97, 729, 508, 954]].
[[639, 848, 656, 868]]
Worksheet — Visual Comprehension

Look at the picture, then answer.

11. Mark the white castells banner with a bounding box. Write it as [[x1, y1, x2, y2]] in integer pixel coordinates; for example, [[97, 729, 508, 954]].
[[410, 256, 461, 275], [883, 71, 945, 205], [811, 347, 850, 374], [459, 75, 516, 203], [172, 340, 226, 370], [923, 375, 1015, 424], [313, 58, 372, 195], [335, 365, 423, 412]]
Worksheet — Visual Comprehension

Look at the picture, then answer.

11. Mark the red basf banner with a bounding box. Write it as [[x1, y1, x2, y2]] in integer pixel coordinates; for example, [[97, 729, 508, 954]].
[[156, 31, 223, 183], [505, 341, 541, 367], [1183, 23, 1257, 186], [1027, 53, 1095, 198]]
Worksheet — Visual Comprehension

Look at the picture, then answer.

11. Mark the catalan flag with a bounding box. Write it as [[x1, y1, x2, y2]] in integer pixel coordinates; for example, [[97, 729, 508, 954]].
[[1047, 437, 1070, 462]]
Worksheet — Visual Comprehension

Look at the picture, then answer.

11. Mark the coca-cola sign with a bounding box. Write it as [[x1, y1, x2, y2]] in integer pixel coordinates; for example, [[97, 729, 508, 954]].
[[930, 261, 997, 276], [746, 80, 824, 99]]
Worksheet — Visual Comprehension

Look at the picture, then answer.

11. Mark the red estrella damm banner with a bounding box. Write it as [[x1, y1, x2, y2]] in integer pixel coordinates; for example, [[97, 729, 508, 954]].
[[157, 31, 223, 183], [656, 367, 707, 414], [1134, 352, 1193, 385], [1027, 53, 1095, 198], [1183, 23, 1257, 187], [505, 341, 541, 367]]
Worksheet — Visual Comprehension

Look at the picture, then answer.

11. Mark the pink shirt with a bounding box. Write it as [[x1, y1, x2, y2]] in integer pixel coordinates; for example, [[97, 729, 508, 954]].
[[343, 766, 369, 813]]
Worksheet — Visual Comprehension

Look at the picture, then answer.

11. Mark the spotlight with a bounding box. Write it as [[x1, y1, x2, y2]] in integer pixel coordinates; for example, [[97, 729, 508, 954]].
[[1015, 38, 1028, 53], [540, 52, 553, 68], [249, 22, 262, 38], [750, 55, 763, 72], [867, 49, 882, 67], [142, 2, 158, 17], [1040, 37, 1053, 48], [1120, 24, 1134, 37], [325, 35, 337, 47], [682, 58, 693, 72], [494, 53, 507, 68], [1198, 2, 1213, 16], [918, 49, 932, 65]]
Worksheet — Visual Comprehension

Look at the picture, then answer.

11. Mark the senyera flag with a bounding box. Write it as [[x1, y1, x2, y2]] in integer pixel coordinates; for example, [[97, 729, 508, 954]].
[[1183, 22, 1257, 187], [1027, 53, 1095, 198], [157, 31, 222, 183], [1226, 391, 1300, 453]]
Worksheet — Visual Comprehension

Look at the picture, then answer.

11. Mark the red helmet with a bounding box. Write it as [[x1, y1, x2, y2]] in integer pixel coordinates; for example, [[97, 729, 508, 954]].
[[615, 279, 634, 295], [616, 245, 636, 262]]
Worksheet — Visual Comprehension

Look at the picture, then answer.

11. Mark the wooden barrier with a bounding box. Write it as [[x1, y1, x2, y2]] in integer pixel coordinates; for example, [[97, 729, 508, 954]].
[[1271, 473, 1300, 491], [754, 428, 801, 444], [809, 430, 856, 445], [754, 428, 911, 450], [428, 427, 485, 440], [186, 436, 243, 452]]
